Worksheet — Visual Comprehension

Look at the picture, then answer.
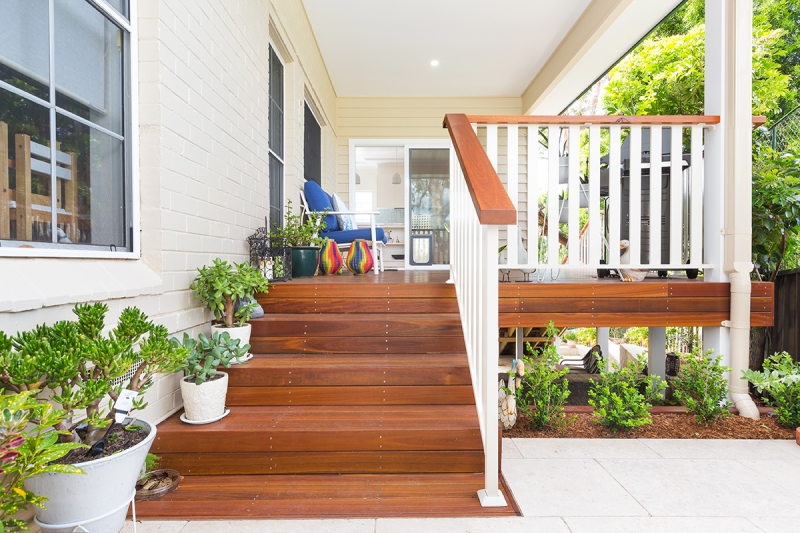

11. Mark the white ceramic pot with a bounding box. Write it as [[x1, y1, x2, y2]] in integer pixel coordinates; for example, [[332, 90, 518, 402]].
[[212, 322, 251, 347], [24, 421, 156, 533], [180, 371, 229, 421]]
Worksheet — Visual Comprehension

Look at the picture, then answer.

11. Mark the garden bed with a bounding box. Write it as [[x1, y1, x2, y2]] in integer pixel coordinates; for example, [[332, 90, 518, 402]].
[[504, 411, 796, 440]]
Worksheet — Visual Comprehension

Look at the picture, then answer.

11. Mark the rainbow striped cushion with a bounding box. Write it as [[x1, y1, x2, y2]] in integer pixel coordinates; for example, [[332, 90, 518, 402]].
[[319, 239, 343, 275], [345, 239, 374, 275]]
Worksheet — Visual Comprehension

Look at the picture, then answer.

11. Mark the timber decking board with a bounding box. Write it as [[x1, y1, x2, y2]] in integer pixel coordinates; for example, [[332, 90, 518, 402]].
[[250, 336, 467, 354], [225, 354, 471, 387], [501, 311, 775, 327], [226, 385, 475, 406], [249, 314, 463, 337], [264, 283, 455, 299], [260, 297, 460, 314], [158, 451, 485, 476], [133, 473, 517, 519], [153, 406, 483, 453]]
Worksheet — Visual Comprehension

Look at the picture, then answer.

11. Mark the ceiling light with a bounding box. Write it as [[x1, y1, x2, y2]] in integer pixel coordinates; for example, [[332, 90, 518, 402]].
[[355, 173, 361, 185], [392, 172, 401, 184], [430, 60, 439, 67]]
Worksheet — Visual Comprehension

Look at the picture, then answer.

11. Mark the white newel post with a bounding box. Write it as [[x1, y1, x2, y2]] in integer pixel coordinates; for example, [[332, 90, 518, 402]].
[[705, 0, 758, 418]]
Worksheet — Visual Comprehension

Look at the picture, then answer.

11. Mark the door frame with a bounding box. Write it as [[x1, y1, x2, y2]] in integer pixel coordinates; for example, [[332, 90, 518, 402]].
[[348, 138, 450, 270]]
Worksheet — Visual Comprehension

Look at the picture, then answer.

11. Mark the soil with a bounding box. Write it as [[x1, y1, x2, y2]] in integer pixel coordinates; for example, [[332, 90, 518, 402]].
[[52, 425, 149, 465], [504, 412, 796, 440]]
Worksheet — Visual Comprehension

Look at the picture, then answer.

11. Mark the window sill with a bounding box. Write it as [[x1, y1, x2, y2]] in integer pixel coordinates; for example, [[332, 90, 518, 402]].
[[0, 258, 161, 313]]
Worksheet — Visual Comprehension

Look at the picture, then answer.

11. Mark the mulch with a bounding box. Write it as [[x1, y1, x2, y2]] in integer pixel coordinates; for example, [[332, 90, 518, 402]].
[[504, 411, 797, 439]]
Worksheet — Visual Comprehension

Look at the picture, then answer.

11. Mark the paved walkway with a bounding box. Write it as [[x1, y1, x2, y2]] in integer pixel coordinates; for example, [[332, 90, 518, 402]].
[[124, 438, 800, 533]]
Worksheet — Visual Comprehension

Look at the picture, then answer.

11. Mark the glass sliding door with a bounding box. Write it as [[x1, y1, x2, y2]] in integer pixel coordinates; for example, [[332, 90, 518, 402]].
[[408, 148, 449, 267]]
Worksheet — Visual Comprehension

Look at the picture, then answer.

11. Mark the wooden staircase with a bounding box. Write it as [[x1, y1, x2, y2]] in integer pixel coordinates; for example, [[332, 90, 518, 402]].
[[135, 272, 517, 519]]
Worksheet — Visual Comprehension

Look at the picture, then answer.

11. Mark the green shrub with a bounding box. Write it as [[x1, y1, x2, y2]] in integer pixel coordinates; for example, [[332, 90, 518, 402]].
[[672, 348, 731, 424], [744, 351, 800, 428], [623, 327, 649, 346], [517, 323, 571, 429], [573, 328, 596, 346], [588, 355, 666, 431], [190, 258, 270, 328]]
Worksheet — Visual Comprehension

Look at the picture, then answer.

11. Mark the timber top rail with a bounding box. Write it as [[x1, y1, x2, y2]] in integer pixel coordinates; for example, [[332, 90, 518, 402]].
[[443, 114, 516, 225], [458, 114, 766, 126]]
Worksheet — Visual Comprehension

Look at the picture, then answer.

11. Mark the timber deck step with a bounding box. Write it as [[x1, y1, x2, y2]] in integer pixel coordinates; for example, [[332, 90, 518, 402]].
[[133, 473, 518, 518], [225, 354, 471, 387], [153, 405, 482, 454]]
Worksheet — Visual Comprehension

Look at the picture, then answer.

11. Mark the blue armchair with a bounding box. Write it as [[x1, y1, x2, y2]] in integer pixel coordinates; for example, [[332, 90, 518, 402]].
[[300, 180, 386, 274]]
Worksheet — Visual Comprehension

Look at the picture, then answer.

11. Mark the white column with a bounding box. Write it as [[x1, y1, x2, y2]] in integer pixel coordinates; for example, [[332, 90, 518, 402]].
[[705, 0, 758, 418], [648, 327, 667, 386], [596, 327, 610, 358]]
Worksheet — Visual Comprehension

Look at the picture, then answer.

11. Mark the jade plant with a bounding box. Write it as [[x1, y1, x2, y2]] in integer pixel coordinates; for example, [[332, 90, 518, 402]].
[[190, 259, 270, 328], [174, 331, 247, 385], [0, 303, 189, 445], [1, 390, 84, 531]]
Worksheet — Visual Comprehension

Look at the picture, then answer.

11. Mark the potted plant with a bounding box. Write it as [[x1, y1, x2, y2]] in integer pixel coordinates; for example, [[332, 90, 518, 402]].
[[174, 331, 246, 423], [563, 330, 578, 348], [135, 453, 182, 502], [270, 200, 327, 278], [190, 258, 270, 347], [0, 390, 84, 532], [0, 303, 189, 533]]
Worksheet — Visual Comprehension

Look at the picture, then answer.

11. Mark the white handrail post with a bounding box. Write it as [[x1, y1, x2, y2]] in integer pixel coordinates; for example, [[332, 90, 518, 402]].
[[477, 223, 505, 507]]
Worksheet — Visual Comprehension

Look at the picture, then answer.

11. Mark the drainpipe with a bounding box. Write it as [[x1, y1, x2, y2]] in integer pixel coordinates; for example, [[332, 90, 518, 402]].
[[717, 0, 759, 419], [726, 268, 759, 419]]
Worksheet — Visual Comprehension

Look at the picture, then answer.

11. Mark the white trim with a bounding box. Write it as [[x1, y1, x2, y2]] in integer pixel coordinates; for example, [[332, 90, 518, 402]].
[[0, 246, 139, 259], [129, 0, 140, 258], [86, 0, 133, 32]]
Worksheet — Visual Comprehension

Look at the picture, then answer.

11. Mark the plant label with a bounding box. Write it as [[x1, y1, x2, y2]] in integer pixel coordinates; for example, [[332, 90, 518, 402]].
[[115, 389, 138, 423]]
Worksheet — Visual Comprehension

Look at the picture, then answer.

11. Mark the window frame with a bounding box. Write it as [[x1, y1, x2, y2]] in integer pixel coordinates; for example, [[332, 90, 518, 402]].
[[0, 0, 140, 259], [267, 42, 285, 231]]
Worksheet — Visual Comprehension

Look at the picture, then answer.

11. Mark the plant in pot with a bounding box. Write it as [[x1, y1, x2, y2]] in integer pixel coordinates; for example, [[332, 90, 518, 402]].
[[270, 200, 327, 278], [0, 303, 189, 533], [190, 258, 270, 350], [0, 390, 84, 532], [173, 331, 246, 423]]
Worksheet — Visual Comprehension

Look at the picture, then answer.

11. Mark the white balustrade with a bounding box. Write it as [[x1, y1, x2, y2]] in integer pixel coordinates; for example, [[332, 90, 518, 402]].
[[473, 119, 712, 271]]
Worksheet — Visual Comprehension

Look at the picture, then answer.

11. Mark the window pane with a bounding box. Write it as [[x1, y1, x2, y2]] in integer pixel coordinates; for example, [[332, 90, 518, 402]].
[[409, 148, 450, 265], [268, 47, 284, 158], [56, 112, 126, 248], [0, 0, 50, 100], [304, 103, 321, 185], [0, 88, 52, 243], [55, 0, 125, 135], [103, 0, 129, 19], [269, 154, 283, 232]]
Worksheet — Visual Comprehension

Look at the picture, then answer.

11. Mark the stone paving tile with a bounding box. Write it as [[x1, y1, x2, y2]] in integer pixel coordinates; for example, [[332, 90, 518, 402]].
[[598, 458, 800, 517], [564, 516, 764, 533], [640, 439, 798, 460], [737, 459, 800, 493], [512, 438, 660, 459], [376, 516, 569, 533], [502, 458, 648, 517], [122, 521, 187, 533], [747, 516, 800, 533], [502, 437, 523, 459]]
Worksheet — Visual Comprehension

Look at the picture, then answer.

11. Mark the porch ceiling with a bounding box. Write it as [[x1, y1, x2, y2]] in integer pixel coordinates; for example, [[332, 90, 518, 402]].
[[301, 0, 682, 103]]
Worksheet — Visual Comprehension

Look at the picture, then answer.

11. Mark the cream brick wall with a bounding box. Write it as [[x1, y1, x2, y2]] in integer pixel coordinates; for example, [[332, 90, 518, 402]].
[[335, 97, 522, 200], [0, 0, 338, 425]]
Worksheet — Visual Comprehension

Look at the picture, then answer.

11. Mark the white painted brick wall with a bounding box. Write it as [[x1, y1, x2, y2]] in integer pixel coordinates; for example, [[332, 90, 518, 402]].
[[0, 0, 338, 427]]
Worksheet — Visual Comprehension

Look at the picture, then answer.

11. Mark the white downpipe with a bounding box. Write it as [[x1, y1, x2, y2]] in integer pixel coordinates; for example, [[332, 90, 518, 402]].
[[720, 0, 759, 419]]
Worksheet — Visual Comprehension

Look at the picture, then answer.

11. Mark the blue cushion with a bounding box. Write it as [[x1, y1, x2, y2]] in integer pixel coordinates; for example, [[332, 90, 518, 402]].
[[323, 228, 388, 244], [303, 181, 338, 232]]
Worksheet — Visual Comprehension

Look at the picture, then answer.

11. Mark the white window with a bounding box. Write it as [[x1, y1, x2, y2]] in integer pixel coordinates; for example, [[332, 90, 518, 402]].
[[268, 44, 284, 231], [0, 0, 135, 255]]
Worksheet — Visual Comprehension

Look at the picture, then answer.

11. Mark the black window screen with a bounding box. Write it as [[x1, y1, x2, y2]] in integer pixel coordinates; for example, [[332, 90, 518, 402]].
[[304, 103, 321, 186]]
